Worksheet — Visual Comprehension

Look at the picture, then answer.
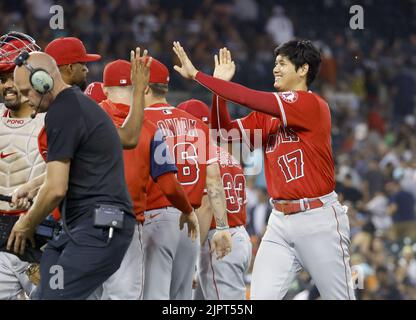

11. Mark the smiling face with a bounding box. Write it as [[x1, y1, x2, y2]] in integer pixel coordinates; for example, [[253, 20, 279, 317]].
[[0, 72, 27, 111], [273, 55, 308, 92]]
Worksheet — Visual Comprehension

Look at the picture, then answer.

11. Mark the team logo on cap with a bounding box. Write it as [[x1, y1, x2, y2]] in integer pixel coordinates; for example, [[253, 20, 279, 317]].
[[279, 91, 298, 103]]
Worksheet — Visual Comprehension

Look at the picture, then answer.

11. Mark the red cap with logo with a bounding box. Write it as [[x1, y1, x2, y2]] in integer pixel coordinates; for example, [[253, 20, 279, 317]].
[[177, 99, 210, 124], [103, 59, 131, 87], [45, 37, 101, 66], [147, 57, 169, 84], [84, 82, 107, 104]]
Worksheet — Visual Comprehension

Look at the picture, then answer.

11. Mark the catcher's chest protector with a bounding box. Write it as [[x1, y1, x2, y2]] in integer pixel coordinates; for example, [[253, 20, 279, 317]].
[[0, 104, 46, 211]]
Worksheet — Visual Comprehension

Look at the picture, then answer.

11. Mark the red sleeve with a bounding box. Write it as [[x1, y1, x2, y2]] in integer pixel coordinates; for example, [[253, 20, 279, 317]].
[[196, 72, 278, 116], [156, 172, 193, 214], [211, 94, 240, 133], [212, 95, 271, 150], [197, 72, 322, 131]]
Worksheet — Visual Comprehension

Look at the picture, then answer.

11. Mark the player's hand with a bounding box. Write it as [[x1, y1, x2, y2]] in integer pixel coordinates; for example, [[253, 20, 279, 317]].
[[173, 41, 198, 79], [179, 210, 200, 242], [10, 183, 36, 210], [131, 47, 152, 92], [210, 229, 232, 260], [213, 47, 235, 81], [7, 214, 36, 256]]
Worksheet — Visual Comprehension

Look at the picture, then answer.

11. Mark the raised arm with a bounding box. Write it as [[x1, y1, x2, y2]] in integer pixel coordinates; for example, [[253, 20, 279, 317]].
[[173, 41, 278, 116], [173, 42, 323, 130], [117, 48, 152, 149]]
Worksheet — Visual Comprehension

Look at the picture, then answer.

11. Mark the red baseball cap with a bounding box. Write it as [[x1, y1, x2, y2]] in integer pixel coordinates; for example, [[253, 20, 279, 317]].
[[45, 37, 101, 66], [177, 99, 210, 124], [84, 82, 107, 104], [103, 59, 131, 87], [148, 57, 169, 84]]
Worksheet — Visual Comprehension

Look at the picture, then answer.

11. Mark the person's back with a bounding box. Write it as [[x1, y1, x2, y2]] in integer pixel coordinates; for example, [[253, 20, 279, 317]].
[[47, 86, 133, 222], [145, 106, 214, 209]]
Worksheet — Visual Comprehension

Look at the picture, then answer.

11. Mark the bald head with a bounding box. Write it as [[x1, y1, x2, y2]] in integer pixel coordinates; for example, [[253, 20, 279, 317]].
[[14, 51, 62, 86], [13, 51, 69, 114]]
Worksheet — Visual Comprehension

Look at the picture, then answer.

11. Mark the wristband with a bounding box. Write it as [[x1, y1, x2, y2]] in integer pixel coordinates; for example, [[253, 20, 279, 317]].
[[216, 225, 229, 231]]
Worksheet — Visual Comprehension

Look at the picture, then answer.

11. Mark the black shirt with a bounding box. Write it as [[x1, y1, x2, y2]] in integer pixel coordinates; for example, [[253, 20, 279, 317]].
[[45, 87, 133, 222]]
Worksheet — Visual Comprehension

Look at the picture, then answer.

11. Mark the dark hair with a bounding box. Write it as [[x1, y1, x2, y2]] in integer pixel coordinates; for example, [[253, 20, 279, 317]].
[[274, 40, 321, 86], [149, 83, 168, 98]]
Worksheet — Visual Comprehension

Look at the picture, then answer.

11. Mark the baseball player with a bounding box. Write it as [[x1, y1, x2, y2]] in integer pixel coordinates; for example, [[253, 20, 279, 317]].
[[173, 41, 355, 300], [45, 37, 101, 91], [177, 99, 252, 300], [84, 82, 106, 104], [13, 39, 142, 204], [92, 58, 197, 300], [142, 58, 232, 300], [0, 31, 45, 299]]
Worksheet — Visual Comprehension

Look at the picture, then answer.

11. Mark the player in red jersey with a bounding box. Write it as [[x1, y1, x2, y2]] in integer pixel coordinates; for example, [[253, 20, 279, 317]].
[[90, 59, 195, 300], [141, 58, 232, 300], [84, 82, 106, 104], [178, 99, 252, 300], [173, 41, 355, 300]]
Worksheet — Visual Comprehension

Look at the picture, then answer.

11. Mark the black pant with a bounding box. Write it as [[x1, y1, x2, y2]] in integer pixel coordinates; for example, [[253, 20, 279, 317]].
[[37, 212, 135, 300]]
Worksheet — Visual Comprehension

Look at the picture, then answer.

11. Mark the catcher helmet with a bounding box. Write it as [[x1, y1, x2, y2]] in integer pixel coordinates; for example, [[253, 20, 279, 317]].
[[0, 31, 40, 73]]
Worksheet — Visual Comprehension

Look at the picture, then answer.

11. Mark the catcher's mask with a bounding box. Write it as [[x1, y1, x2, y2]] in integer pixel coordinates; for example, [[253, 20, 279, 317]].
[[0, 31, 40, 74]]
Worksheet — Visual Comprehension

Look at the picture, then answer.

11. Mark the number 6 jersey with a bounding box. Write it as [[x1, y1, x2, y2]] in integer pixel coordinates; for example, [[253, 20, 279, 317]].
[[144, 104, 218, 210]]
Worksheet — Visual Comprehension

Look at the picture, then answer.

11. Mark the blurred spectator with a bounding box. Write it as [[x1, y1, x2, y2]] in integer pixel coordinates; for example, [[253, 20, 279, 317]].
[[265, 6, 294, 46], [370, 265, 402, 300], [386, 180, 416, 240], [366, 190, 391, 235], [336, 173, 363, 206]]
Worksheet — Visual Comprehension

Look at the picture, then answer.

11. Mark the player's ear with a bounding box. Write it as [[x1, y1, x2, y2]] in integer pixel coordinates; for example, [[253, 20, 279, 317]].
[[102, 86, 109, 96], [299, 63, 309, 79]]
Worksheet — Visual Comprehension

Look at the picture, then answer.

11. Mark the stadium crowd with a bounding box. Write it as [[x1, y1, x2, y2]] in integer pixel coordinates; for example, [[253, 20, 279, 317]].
[[1, 0, 415, 299]]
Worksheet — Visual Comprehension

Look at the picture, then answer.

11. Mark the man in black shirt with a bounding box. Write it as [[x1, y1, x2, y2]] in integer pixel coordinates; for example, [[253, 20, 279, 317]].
[[7, 50, 149, 299]]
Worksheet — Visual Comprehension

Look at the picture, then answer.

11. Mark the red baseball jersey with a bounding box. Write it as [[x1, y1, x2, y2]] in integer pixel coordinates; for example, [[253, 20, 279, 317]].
[[144, 103, 217, 210], [37, 126, 63, 221], [209, 146, 246, 229], [210, 87, 335, 200], [100, 99, 177, 222]]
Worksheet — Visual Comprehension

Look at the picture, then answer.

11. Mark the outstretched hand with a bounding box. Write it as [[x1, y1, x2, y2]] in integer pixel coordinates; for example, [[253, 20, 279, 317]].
[[172, 41, 198, 80], [130, 47, 152, 92], [213, 47, 235, 81]]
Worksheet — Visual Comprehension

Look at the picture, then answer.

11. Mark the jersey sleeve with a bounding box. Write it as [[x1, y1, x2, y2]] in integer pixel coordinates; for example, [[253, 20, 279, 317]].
[[211, 95, 242, 141], [45, 105, 86, 162], [272, 91, 321, 130], [206, 135, 218, 165], [150, 128, 178, 181], [196, 72, 321, 131]]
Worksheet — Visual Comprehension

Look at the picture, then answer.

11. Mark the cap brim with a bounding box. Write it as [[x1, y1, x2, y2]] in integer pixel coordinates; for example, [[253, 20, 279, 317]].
[[79, 53, 101, 62]]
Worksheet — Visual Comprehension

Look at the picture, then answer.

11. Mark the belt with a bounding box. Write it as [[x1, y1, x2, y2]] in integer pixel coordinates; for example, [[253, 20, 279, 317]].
[[272, 198, 323, 215], [0, 209, 27, 216]]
